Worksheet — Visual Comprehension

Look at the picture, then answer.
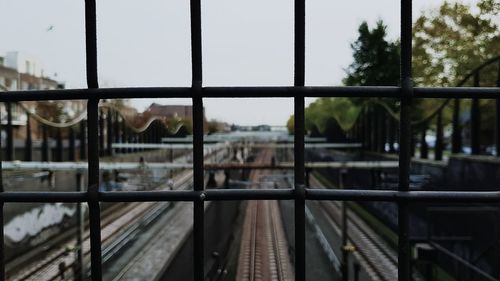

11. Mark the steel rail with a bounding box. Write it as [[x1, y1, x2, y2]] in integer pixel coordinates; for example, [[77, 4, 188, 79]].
[[320, 201, 398, 281]]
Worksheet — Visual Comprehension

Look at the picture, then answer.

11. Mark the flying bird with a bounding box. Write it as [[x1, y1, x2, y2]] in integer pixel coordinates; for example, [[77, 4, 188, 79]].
[[46, 25, 55, 32]]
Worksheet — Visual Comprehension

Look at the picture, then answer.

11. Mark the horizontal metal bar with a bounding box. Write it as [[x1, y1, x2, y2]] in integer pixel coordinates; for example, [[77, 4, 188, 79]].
[[1, 161, 399, 170], [112, 143, 362, 149], [414, 87, 500, 99], [1, 189, 500, 203], [205, 188, 295, 200], [306, 189, 500, 203], [100, 190, 202, 202], [111, 143, 225, 149], [162, 136, 329, 143], [0, 192, 88, 202], [1, 86, 499, 101]]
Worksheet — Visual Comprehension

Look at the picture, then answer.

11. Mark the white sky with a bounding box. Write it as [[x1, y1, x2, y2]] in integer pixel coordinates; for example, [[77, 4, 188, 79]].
[[1, 0, 451, 125]]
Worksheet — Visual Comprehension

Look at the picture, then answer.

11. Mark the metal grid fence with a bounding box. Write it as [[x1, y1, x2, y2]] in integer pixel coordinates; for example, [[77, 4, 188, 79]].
[[1, 0, 500, 281]]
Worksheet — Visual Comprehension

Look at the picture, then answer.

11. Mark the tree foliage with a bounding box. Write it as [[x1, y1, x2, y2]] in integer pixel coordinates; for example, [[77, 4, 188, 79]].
[[288, 0, 499, 139], [413, 0, 499, 87], [412, 0, 499, 135], [343, 20, 400, 87], [287, 21, 399, 135]]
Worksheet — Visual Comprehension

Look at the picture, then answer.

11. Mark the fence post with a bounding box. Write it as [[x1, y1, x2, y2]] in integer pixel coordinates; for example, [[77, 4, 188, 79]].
[[99, 110, 105, 157], [121, 121, 127, 153], [69, 126, 76, 161], [6, 102, 14, 161], [107, 108, 113, 156], [471, 72, 480, 155], [75, 172, 84, 280], [495, 61, 500, 157], [410, 133, 416, 157], [80, 120, 87, 160], [435, 111, 443, 161], [114, 113, 120, 154], [378, 110, 386, 152], [388, 117, 396, 153], [25, 112, 32, 161], [42, 125, 49, 161], [56, 128, 63, 162], [420, 124, 428, 159], [371, 107, 378, 151], [452, 98, 462, 153]]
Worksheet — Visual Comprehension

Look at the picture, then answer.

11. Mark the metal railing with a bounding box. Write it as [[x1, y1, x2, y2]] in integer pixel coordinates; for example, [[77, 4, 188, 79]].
[[0, 0, 500, 281]]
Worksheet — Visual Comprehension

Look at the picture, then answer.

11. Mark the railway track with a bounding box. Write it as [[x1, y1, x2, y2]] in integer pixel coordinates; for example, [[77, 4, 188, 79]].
[[236, 148, 293, 281], [10, 170, 193, 281], [8, 146, 228, 281], [310, 175, 398, 281]]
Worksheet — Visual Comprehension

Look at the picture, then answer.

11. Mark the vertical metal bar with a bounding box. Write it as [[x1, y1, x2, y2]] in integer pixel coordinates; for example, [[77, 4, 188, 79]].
[[379, 110, 387, 152], [99, 110, 105, 156], [121, 121, 127, 153], [340, 170, 349, 281], [374, 108, 380, 152], [69, 126, 76, 161], [42, 125, 49, 161], [114, 113, 120, 154], [388, 117, 396, 153], [452, 98, 462, 153], [6, 102, 13, 161], [107, 108, 113, 156], [84, 0, 102, 280], [25, 112, 32, 161], [496, 61, 500, 157], [435, 111, 443, 161], [190, 0, 204, 278], [80, 120, 87, 160], [294, 0, 306, 278], [399, 0, 413, 280], [0, 109, 5, 280], [364, 109, 370, 149], [420, 124, 428, 159], [471, 72, 480, 155], [370, 108, 376, 151], [56, 128, 63, 162], [75, 172, 84, 281]]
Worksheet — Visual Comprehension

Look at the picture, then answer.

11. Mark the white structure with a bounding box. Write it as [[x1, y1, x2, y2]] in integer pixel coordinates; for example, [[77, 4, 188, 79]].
[[4, 51, 44, 77]]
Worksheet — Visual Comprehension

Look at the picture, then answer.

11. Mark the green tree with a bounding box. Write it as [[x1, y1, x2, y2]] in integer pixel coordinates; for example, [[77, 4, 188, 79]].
[[287, 20, 400, 136], [413, 0, 499, 87], [412, 0, 499, 142], [344, 20, 400, 87]]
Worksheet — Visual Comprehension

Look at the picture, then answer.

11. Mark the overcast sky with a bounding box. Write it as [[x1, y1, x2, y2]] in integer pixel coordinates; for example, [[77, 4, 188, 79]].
[[1, 0, 449, 125]]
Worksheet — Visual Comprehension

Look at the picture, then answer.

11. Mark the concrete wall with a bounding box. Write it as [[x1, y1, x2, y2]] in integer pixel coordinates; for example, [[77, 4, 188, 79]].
[[446, 154, 500, 190]]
